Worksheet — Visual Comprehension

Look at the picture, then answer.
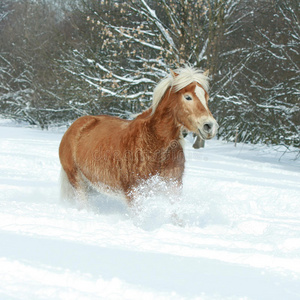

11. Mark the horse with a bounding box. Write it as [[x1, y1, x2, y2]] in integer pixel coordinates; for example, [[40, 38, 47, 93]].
[[59, 66, 218, 204]]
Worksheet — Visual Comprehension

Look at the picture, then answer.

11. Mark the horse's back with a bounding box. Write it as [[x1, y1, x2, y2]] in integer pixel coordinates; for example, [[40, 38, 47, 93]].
[[63, 114, 128, 137], [59, 115, 129, 159]]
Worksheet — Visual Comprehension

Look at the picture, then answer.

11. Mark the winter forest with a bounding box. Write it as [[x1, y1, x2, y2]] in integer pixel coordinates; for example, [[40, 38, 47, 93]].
[[0, 0, 299, 148]]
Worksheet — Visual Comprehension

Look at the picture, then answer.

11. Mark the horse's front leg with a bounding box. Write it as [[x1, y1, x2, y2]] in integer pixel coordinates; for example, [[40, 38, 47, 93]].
[[166, 179, 185, 227]]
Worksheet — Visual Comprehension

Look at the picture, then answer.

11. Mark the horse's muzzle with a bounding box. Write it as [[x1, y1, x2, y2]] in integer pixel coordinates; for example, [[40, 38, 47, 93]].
[[198, 119, 219, 140]]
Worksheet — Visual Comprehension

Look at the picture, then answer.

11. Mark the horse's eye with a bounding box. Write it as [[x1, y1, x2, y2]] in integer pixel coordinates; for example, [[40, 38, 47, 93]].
[[184, 95, 192, 101]]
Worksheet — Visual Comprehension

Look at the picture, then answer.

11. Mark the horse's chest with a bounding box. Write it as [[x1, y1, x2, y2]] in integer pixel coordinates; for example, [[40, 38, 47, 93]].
[[150, 145, 185, 175]]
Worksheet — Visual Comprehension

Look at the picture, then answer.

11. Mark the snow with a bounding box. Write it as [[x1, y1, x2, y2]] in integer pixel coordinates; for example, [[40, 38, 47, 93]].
[[0, 124, 300, 300]]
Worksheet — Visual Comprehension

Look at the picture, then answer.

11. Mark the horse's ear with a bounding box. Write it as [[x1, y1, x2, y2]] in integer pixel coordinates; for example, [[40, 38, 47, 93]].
[[170, 69, 179, 78], [203, 69, 209, 77]]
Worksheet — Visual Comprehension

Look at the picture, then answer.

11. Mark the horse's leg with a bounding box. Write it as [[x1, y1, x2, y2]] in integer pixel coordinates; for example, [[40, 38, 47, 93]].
[[60, 166, 87, 205], [71, 170, 88, 206], [166, 178, 185, 227], [60, 167, 75, 202], [124, 186, 145, 217], [124, 188, 136, 206]]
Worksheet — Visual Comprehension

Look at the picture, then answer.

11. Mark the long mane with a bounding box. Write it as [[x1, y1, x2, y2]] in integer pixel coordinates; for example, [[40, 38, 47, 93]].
[[151, 66, 209, 113]]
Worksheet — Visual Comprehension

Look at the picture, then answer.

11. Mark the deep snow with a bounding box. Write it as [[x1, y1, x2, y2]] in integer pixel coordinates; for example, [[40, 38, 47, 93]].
[[0, 124, 300, 300]]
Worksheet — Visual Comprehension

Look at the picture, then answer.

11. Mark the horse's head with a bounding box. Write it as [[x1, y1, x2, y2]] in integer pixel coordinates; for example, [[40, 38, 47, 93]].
[[175, 80, 218, 140], [152, 66, 218, 140]]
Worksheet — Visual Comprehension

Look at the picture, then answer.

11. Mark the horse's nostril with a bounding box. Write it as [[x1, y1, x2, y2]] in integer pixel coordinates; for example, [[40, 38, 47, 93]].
[[203, 122, 213, 133]]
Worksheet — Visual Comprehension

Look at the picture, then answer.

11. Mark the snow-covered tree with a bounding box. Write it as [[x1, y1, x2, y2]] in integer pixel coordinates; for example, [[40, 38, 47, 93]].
[[0, 0, 74, 127], [211, 0, 299, 148], [63, 0, 240, 116]]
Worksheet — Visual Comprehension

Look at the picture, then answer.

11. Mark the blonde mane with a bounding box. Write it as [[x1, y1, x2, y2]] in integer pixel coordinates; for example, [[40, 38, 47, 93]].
[[151, 66, 209, 113]]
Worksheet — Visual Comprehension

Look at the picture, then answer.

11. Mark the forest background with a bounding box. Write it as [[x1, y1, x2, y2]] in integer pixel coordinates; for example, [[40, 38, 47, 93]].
[[0, 0, 299, 149]]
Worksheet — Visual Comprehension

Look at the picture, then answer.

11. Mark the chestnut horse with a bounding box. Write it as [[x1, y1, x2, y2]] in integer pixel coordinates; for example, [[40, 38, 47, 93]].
[[59, 66, 218, 203]]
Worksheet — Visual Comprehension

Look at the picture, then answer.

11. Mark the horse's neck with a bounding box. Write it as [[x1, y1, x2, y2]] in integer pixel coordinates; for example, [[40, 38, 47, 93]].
[[131, 94, 181, 148], [147, 104, 181, 147]]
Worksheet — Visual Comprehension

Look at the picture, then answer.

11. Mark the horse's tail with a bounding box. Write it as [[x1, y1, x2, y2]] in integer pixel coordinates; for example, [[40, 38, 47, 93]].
[[59, 167, 75, 202]]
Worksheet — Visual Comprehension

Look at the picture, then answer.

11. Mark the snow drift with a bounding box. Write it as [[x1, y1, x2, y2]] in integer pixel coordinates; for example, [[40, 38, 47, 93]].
[[0, 124, 300, 299]]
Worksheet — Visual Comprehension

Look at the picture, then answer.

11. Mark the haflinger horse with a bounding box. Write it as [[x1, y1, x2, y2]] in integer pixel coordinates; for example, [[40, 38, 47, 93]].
[[59, 66, 218, 205]]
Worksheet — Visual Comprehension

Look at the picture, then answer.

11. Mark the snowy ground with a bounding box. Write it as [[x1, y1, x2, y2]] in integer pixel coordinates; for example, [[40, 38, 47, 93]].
[[0, 123, 300, 300]]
